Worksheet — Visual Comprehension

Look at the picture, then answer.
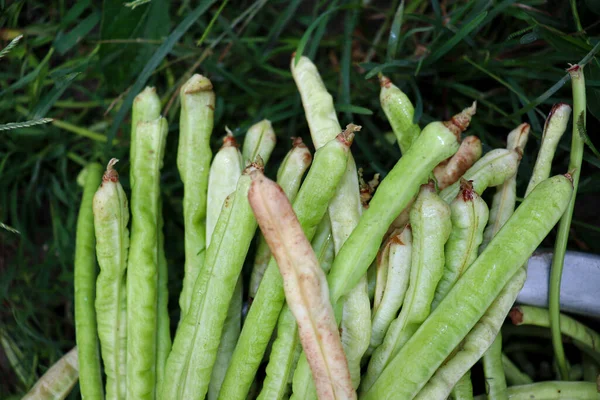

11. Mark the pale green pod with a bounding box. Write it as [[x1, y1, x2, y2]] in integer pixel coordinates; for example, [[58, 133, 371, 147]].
[[22, 347, 79, 400], [131, 87, 161, 175], [431, 180, 489, 310], [93, 159, 129, 400], [311, 212, 335, 274], [525, 103, 571, 196], [162, 164, 260, 400], [413, 268, 527, 400], [242, 119, 277, 165], [362, 182, 452, 393], [481, 123, 529, 252], [439, 148, 521, 203], [74, 163, 104, 400], [156, 198, 171, 398], [249, 138, 312, 298], [177, 74, 215, 318], [369, 226, 412, 354], [362, 175, 573, 400], [379, 74, 421, 155], [206, 132, 243, 246], [127, 116, 168, 400], [451, 374, 473, 400], [483, 333, 508, 399]]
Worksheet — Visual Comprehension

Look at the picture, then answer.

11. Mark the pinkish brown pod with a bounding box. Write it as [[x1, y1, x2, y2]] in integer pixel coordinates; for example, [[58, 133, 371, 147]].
[[433, 135, 483, 190]]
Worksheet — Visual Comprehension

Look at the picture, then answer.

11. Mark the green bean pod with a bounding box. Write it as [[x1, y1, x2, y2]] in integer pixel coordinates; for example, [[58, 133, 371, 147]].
[[249, 138, 312, 298], [311, 212, 335, 274], [362, 181, 451, 393], [431, 179, 489, 310], [362, 174, 573, 400], [127, 116, 168, 400], [242, 119, 277, 165], [162, 162, 261, 400], [483, 333, 508, 399], [156, 204, 170, 398], [502, 353, 533, 385], [131, 87, 161, 169], [451, 374, 473, 400], [379, 74, 421, 155], [206, 132, 243, 246], [218, 129, 354, 400], [74, 162, 104, 400], [93, 159, 129, 400], [525, 103, 571, 195], [439, 148, 521, 203], [413, 268, 527, 400], [369, 225, 412, 354], [327, 104, 475, 305], [433, 135, 482, 190], [177, 74, 215, 318], [481, 123, 529, 251], [22, 347, 79, 400], [473, 382, 598, 400]]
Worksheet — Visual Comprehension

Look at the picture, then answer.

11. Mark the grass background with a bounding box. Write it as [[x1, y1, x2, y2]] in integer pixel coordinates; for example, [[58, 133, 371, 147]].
[[1, 0, 599, 397]]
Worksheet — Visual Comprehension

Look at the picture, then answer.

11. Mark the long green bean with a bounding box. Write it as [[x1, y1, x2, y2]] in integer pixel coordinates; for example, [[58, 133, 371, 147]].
[[93, 159, 129, 400], [502, 353, 534, 385], [363, 174, 573, 399], [550, 65, 586, 379], [474, 381, 598, 400], [22, 348, 79, 400], [74, 163, 104, 400]]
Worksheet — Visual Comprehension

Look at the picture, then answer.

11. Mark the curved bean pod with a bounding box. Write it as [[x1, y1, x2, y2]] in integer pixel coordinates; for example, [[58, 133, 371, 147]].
[[217, 129, 354, 400], [327, 104, 474, 305], [74, 162, 104, 400], [502, 354, 533, 385], [483, 333, 508, 399], [434, 135, 482, 190], [127, 116, 168, 400], [473, 381, 598, 400], [431, 179, 489, 310], [177, 74, 215, 318], [413, 268, 527, 400], [206, 131, 243, 246], [369, 225, 412, 354], [481, 123, 529, 251], [249, 138, 312, 298], [93, 159, 129, 400], [362, 181, 451, 393], [248, 172, 355, 400], [363, 174, 573, 400], [242, 119, 277, 165], [162, 162, 261, 400], [451, 374, 474, 400], [439, 148, 521, 203], [525, 103, 571, 196], [379, 74, 421, 155], [22, 347, 79, 400]]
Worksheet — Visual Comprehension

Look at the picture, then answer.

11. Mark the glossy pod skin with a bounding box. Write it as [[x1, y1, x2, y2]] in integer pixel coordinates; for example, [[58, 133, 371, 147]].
[[177, 75, 215, 318], [248, 172, 355, 400], [431, 180, 489, 310], [162, 163, 261, 400], [22, 347, 79, 400], [363, 175, 573, 400], [74, 163, 104, 400], [369, 225, 412, 354], [217, 130, 353, 400], [249, 138, 312, 299], [126, 116, 169, 400], [439, 148, 521, 203], [93, 159, 129, 400], [362, 182, 452, 393], [379, 74, 421, 155]]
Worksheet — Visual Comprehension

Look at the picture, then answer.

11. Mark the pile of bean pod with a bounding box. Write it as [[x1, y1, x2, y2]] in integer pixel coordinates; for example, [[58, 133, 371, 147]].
[[23, 57, 600, 400]]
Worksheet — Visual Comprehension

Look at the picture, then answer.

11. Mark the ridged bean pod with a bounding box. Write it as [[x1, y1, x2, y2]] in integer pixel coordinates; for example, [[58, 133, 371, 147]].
[[473, 382, 598, 400], [162, 162, 261, 400], [362, 181, 452, 393], [431, 179, 489, 310], [93, 159, 129, 400], [218, 128, 355, 400], [242, 119, 277, 165], [248, 172, 355, 400], [439, 148, 521, 203], [379, 74, 421, 155], [127, 115, 169, 400], [249, 138, 312, 298], [177, 74, 215, 318], [22, 347, 79, 400], [362, 174, 573, 400], [433, 135, 482, 190], [74, 162, 104, 400]]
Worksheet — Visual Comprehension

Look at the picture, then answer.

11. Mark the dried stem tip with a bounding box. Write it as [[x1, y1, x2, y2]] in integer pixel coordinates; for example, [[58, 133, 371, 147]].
[[221, 127, 239, 148], [378, 73, 392, 88], [444, 101, 477, 138], [338, 123, 361, 146], [291, 136, 307, 148], [103, 158, 119, 183], [509, 306, 524, 325], [459, 178, 474, 202]]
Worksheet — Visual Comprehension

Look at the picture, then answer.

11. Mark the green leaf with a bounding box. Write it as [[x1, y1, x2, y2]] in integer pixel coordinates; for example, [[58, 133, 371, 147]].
[[105, 0, 218, 153], [335, 104, 373, 115], [386, 0, 404, 62], [30, 73, 80, 119], [53, 12, 101, 55], [293, 6, 343, 66], [0, 34, 22, 60]]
